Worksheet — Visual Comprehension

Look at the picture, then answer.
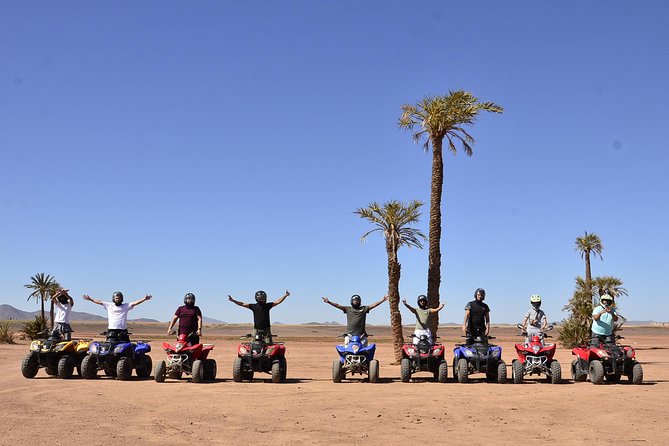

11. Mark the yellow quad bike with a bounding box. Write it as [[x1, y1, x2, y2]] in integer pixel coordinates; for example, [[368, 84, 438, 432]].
[[21, 330, 91, 379]]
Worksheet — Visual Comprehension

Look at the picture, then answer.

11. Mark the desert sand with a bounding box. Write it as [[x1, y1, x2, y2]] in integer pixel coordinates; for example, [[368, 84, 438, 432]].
[[1, 322, 668, 445]]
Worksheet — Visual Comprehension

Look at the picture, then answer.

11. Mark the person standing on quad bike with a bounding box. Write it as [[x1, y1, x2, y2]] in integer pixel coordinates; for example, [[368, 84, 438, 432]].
[[462, 288, 490, 343], [228, 290, 290, 344], [83, 291, 152, 340], [322, 294, 388, 345], [521, 294, 548, 345], [591, 294, 619, 346], [166, 293, 203, 345], [402, 295, 444, 344], [53, 288, 75, 340]]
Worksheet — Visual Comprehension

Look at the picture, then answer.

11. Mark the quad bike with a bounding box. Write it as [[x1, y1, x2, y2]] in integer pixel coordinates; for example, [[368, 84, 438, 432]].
[[153, 333, 216, 383], [332, 334, 379, 383], [511, 324, 561, 384], [21, 330, 91, 379], [81, 331, 152, 381], [232, 333, 287, 383], [571, 334, 643, 385], [400, 334, 447, 383], [453, 334, 506, 383]]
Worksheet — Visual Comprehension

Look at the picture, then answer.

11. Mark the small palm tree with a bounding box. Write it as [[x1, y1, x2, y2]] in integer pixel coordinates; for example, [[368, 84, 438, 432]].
[[399, 91, 503, 334], [24, 273, 57, 324], [355, 200, 426, 362]]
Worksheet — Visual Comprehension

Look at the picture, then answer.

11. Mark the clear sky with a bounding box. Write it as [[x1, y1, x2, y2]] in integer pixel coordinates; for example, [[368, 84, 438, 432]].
[[2, 2, 668, 326]]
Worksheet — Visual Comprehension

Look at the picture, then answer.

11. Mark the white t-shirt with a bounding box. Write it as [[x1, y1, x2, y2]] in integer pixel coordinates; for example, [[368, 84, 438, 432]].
[[54, 301, 72, 324], [102, 302, 133, 329]]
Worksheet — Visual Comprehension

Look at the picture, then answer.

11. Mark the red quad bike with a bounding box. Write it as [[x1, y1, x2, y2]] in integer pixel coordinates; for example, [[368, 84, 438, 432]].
[[571, 334, 643, 385], [400, 334, 448, 383], [232, 333, 287, 383], [153, 333, 217, 383], [512, 324, 561, 384]]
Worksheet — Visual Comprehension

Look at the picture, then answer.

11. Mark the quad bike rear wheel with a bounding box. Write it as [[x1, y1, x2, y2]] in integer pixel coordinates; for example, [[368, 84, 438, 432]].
[[271, 359, 282, 383], [116, 357, 133, 381], [571, 359, 587, 382], [332, 359, 343, 383], [192, 359, 204, 383], [57, 355, 75, 379], [512, 359, 524, 384], [279, 357, 287, 382], [153, 360, 167, 383], [438, 361, 448, 383], [136, 355, 152, 379], [456, 358, 469, 383], [21, 352, 39, 378], [232, 357, 244, 382], [369, 359, 379, 383], [589, 359, 605, 385], [81, 355, 98, 379], [204, 359, 217, 381], [549, 360, 561, 384], [400, 358, 411, 383]]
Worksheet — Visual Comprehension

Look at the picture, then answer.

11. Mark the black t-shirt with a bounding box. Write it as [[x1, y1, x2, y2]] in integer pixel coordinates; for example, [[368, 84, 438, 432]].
[[248, 302, 274, 330], [174, 305, 202, 335], [465, 299, 490, 334]]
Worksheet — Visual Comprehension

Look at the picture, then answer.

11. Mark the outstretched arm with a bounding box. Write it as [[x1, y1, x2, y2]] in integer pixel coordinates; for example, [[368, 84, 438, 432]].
[[402, 299, 417, 314], [272, 290, 291, 307], [429, 303, 445, 314], [130, 294, 152, 309], [228, 295, 250, 309], [322, 297, 345, 311], [368, 295, 388, 311], [82, 294, 104, 306]]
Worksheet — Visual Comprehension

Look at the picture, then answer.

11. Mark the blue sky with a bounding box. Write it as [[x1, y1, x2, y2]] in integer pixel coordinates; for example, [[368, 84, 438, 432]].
[[2, 2, 668, 326]]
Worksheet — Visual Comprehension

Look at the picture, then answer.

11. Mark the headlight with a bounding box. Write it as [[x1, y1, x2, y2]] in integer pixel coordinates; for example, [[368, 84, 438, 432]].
[[491, 349, 501, 358], [626, 348, 635, 358], [433, 347, 443, 356], [90, 344, 99, 354], [352, 345, 360, 353], [30, 341, 41, 351], [114, 345, 126, 354], [464, 350, 474, 358], [239, 346, 248, 355], [532, 345, 541, 354], [597, 350, 608, 358], [407, 347, 416, 355]]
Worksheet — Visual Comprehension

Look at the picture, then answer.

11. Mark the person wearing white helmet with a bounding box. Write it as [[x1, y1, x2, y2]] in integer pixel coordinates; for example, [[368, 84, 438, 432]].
[[591, 294, 619, 346], [522, 295, 547, 345]]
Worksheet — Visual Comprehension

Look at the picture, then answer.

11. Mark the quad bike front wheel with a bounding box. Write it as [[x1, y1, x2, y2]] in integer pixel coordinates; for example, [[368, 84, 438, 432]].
[[630, 363, 643, 385], [332, 359, 343, 383], [400, 358, 411, 383], [136, 355, 152, 379], [192, 359, 204, 383], [496, 361, 507, 384], [81, 355, 98, 379], [512, 359, 524, 384], [456, 358, 469, 383], [368, 359, 379, 383], [549, 360, 561, 384], [21, 352, 39, 378], [571, 359, 587, 382], [57, 355, 75, 379], [438, 361, 448, 383], [116, 357, 133, 381], [232, 357, 244, 382], [589, 360, 605, 385], [204, 359, 217, 381], [153, 360, 167, 383], [271, 359, 282, 383]]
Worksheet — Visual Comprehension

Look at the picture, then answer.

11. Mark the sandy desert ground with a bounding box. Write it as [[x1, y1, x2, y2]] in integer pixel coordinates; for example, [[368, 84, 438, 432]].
[[1, 322, 668, 445]]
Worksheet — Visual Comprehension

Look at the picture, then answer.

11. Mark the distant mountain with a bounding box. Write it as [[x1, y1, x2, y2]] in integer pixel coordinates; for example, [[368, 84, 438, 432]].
[[303, 321, 343, 325], [202, 316, 226, 324], [0, 304, 154, 322]]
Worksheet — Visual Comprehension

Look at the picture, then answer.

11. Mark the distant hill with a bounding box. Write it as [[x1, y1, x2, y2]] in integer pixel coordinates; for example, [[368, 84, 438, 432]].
[[0, 304, 156, 322], [303, 321, 342, 325], [203, 316, 227, 324]]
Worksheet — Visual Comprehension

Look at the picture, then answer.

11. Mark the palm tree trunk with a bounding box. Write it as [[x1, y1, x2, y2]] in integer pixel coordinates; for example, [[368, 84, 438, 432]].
[[49, 300, 55, 330], [387, 243, 404, 363], [426, 136, 444, 335], [40, 294, 46, 323]]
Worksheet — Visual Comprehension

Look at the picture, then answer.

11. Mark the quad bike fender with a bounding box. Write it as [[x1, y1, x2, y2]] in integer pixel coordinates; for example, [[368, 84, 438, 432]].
[[135, 342, 151, 355], [265, 344, 286, 358], [571, 347, 590, 361]]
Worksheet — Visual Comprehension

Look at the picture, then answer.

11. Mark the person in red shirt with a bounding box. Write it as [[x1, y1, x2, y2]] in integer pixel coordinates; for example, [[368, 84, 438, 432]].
[[167, 293, 203, 345]]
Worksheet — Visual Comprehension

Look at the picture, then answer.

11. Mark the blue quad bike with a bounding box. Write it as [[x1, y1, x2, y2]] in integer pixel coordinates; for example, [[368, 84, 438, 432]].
[[453, 335, 507, 383], [332, 335, 379, 383], [81, 331, 152, 380]]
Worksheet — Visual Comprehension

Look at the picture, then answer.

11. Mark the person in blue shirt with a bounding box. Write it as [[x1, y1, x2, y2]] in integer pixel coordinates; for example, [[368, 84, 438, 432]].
[[591, 294, 619, 346]]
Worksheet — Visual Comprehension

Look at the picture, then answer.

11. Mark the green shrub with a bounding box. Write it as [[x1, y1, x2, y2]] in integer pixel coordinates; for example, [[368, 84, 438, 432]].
[[22, 316, 48, 340], [0, 320, 14, 344]]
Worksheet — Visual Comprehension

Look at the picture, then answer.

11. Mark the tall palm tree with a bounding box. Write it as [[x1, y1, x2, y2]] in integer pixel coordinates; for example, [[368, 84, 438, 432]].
[[399, 91, 503, 334], [575, 232, 604, 298], [24, 273, 57, 324], [355, 200, 426, 362]]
